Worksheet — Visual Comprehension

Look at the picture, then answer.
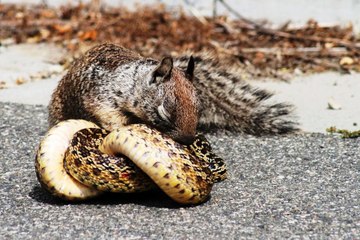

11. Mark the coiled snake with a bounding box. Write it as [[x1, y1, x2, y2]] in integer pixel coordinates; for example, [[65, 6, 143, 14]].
[[35, 120, 227, 204]]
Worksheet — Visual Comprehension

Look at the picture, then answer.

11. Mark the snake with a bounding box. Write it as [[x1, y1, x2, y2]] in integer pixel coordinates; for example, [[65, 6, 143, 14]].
[[35, 119, 227, 205]]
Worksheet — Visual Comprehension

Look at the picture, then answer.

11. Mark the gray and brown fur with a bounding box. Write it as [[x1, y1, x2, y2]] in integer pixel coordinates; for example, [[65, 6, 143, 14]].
[[174, 52, 297, 135], [49, 43, 297, 144]]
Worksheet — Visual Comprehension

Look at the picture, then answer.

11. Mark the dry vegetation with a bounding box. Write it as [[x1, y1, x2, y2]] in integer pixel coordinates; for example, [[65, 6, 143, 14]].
[[0, 2, 359, 79]]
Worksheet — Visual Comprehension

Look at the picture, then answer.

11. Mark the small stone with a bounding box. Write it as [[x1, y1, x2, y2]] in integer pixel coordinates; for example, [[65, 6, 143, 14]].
[[48, 64, 64, 74], [327, 97, 342, 110], [293, 68, 303, 76], [40, 28, 51, 39], [0, 81, 7, 89], [0, 38, 15, 46], [325, 42, 334, 49], [15, 77, 27, 85], [339, 57, 354, 66]]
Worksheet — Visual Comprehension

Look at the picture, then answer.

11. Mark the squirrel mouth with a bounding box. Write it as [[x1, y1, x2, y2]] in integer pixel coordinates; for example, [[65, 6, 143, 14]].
[[169, 131, 196, 145]]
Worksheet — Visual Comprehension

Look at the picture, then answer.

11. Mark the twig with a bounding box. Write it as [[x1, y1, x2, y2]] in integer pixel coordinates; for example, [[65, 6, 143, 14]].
[[240, 47, 349, 55], [41, 0, 49, 7], [182, 0, 208, 24], [219, 0, 359, 50], [290, 54, 341, 71], [0, 19, 72, 27], [258, 28, 359, 51], [209, 41, 342, 71], [212, 0, 218, 18], [208, 40, 244, 58], [218, 0, 263, 29], [214, 19, 239, 35]]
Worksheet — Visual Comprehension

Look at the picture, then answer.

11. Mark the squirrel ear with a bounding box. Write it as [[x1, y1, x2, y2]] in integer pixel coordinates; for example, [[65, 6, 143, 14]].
[[186, 56, 195, 80], [152, 57, 173, 84]]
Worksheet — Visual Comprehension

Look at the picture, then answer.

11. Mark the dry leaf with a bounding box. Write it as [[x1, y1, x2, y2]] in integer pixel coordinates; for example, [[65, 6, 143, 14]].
[[40, 9, 56, 18], [39, 28, 51, 39], [0, 81, 7, 89], [78, 29, 98, 41], [53, 24, 72, 34], [0, 3, 359, 78], [15, 77, 26, 85]]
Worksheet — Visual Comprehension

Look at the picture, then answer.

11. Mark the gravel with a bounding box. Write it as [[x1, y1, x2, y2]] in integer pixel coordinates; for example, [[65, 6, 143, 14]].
[[0, 102, 359, 239]]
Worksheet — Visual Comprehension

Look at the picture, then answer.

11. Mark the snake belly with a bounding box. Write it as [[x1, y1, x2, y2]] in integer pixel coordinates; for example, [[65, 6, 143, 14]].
[[35, 119, 227, 204], [35, 120, 101, 200]]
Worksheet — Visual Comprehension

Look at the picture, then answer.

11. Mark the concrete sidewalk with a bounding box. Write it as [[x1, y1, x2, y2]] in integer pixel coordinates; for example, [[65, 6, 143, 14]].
[[0, 102, 359, 239]]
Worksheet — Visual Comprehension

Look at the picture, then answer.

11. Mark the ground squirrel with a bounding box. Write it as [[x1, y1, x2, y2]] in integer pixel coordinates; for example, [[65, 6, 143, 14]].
[[49, 43, 297, 144]]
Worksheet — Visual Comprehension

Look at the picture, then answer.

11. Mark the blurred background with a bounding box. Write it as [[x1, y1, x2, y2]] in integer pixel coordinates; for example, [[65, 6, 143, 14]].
[[3, 0, 360, 30], [1, 0, 359, 73]]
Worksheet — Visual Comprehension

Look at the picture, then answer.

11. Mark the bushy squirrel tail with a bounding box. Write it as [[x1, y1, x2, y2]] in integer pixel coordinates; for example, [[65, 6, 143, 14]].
[[196, 83, 298, 135], [175, 53, 298, 135]]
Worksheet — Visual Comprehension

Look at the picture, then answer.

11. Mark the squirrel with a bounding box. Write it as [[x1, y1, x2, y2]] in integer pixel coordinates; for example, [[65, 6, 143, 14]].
[[49, 43, 297, 144]]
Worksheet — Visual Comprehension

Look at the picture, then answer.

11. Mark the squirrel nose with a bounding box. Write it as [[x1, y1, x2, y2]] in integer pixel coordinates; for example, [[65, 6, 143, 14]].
[[168, 129, 196, 145], [176, 134, 195, 145]]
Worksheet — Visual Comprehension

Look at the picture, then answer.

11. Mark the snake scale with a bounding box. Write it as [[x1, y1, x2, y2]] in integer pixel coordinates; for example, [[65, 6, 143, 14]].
[[35, 120, 227, 204]]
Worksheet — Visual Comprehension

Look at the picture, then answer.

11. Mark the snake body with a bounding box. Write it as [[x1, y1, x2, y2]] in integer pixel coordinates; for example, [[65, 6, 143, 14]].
[[64, 128, 156, 193], [35, 120, 227, 204]]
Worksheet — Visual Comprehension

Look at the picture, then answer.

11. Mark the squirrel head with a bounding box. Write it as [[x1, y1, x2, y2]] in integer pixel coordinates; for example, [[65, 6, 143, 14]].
[[142, 56, 199, 144]]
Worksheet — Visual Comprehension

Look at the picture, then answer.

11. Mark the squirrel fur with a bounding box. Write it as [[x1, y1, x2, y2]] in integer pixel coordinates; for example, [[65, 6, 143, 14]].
[[49, 43, 297, 144]]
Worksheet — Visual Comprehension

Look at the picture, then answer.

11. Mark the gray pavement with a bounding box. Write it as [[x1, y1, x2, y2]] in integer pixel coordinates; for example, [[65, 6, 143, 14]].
[[0, 102, 359, 239]]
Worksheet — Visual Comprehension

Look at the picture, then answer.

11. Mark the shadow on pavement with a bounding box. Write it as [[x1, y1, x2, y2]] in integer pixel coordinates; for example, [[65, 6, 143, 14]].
[[29, 185, 207, 209]]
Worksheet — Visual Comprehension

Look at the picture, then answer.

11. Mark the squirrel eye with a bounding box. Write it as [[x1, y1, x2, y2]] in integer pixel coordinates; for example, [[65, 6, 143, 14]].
[[157, 104, 171, 123]]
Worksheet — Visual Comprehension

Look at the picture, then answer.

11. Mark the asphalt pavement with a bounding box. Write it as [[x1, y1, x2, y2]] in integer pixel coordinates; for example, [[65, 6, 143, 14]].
[[0, 102, 359, 239]]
